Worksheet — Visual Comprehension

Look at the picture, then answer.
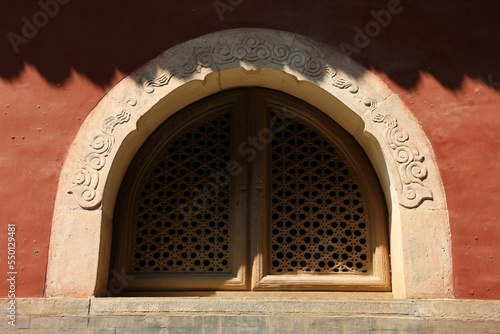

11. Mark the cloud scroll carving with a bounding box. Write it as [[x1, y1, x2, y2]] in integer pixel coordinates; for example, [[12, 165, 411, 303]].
[[68, 35, 433, 210]]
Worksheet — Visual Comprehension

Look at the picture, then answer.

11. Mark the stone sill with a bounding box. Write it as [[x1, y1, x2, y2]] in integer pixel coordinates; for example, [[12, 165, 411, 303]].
[[2, 297, 498, 318], [2, 297, 499, 332]]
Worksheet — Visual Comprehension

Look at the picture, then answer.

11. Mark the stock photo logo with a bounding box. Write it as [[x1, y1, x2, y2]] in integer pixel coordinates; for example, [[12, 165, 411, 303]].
[[6, 0, 71, 54], [213, 0, 243, 21], [178, 107, 296, 221], [95, 268, 135, 297], [339, 0, 403, 57]]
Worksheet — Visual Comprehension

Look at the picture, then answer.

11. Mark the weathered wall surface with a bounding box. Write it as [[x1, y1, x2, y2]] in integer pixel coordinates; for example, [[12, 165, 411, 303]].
[[0, 0, 499, 299]]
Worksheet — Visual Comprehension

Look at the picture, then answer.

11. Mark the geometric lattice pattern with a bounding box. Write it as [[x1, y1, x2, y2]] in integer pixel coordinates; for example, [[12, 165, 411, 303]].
[[132, 111, 232, 273], [270, 110, 369, 274]]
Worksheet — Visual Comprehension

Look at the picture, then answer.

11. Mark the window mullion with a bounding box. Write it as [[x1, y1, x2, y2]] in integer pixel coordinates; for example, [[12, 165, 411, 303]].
[[246, 89, 272, 290], [230, 93, 251, 289]]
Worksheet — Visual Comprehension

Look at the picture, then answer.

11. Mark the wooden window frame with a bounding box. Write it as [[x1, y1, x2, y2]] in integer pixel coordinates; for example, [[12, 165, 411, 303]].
[[250, 90, 390, 291], [112, 90, 250, 291], [110, 88, 390, 294]]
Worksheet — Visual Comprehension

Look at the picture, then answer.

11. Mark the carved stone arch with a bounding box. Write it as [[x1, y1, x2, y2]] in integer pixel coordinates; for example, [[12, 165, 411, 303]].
[[46, 28, 453, 298]]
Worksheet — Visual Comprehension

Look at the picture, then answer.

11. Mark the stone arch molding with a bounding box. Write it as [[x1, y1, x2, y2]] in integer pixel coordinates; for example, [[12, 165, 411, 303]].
[[46, 28, 453, 299]]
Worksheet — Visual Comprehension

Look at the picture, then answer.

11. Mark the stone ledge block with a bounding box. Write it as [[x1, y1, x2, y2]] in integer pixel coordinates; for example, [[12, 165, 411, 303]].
[[17, 298, 90, 316], [89, 315, 168, 329], [425, 318, 500, 334], [90, 297, 413, 316], [10, 330, 115, 334], [218, 315, 267, 334], [30, 316, 88, 329], [0, 316, 30, 329], [115, 329, 169, 334], [412, 300, 500, 319], [1, 298, 89, 317]]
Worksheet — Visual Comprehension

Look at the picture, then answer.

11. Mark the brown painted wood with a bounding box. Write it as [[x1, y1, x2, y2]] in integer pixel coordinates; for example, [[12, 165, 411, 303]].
[[110, 88, 390, 294]]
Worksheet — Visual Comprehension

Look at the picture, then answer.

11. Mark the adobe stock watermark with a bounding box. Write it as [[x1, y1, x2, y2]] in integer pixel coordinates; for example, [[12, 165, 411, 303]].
[[95, 268, 134, 297], [6, 0, 71, 54], [479, 73, 500, 88], [178, 107, 296, 221], [213, 0, 243, 21], [6, 223, 17, 327], [339, 0, 403, 57]]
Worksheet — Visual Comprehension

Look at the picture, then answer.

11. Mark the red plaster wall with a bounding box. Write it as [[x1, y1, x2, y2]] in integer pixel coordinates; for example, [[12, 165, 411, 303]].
[[0, 0, 498, 299], [379, 72, 500, 299]]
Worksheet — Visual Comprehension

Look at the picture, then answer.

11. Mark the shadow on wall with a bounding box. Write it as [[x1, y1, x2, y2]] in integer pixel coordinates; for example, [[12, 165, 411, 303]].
[[0, 0, 499, 90]]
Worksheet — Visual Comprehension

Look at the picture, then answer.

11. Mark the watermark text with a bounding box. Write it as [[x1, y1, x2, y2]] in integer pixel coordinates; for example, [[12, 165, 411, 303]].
[[6, 224, 16, 327], [340, 0, 403, 57], [7, 0, 71, 54], [213, 0, 243, 21]]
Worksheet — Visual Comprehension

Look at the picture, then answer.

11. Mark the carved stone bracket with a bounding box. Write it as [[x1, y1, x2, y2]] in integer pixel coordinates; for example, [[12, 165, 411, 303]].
[[68, 98, 137, 209], [363, 98, 433, 208]]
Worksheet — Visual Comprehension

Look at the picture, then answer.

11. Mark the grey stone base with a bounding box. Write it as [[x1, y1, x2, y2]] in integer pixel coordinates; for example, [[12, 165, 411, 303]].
[[1, 297, 499, 333]]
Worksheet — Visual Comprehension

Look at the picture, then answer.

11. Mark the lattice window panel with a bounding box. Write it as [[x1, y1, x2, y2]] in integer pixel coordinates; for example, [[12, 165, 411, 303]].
[[270, 111, 370, 274], [132, 111, 232, 273]]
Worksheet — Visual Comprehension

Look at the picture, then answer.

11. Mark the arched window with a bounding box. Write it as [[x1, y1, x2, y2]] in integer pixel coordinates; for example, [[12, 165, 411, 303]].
[[110, 88, 390, 294]]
